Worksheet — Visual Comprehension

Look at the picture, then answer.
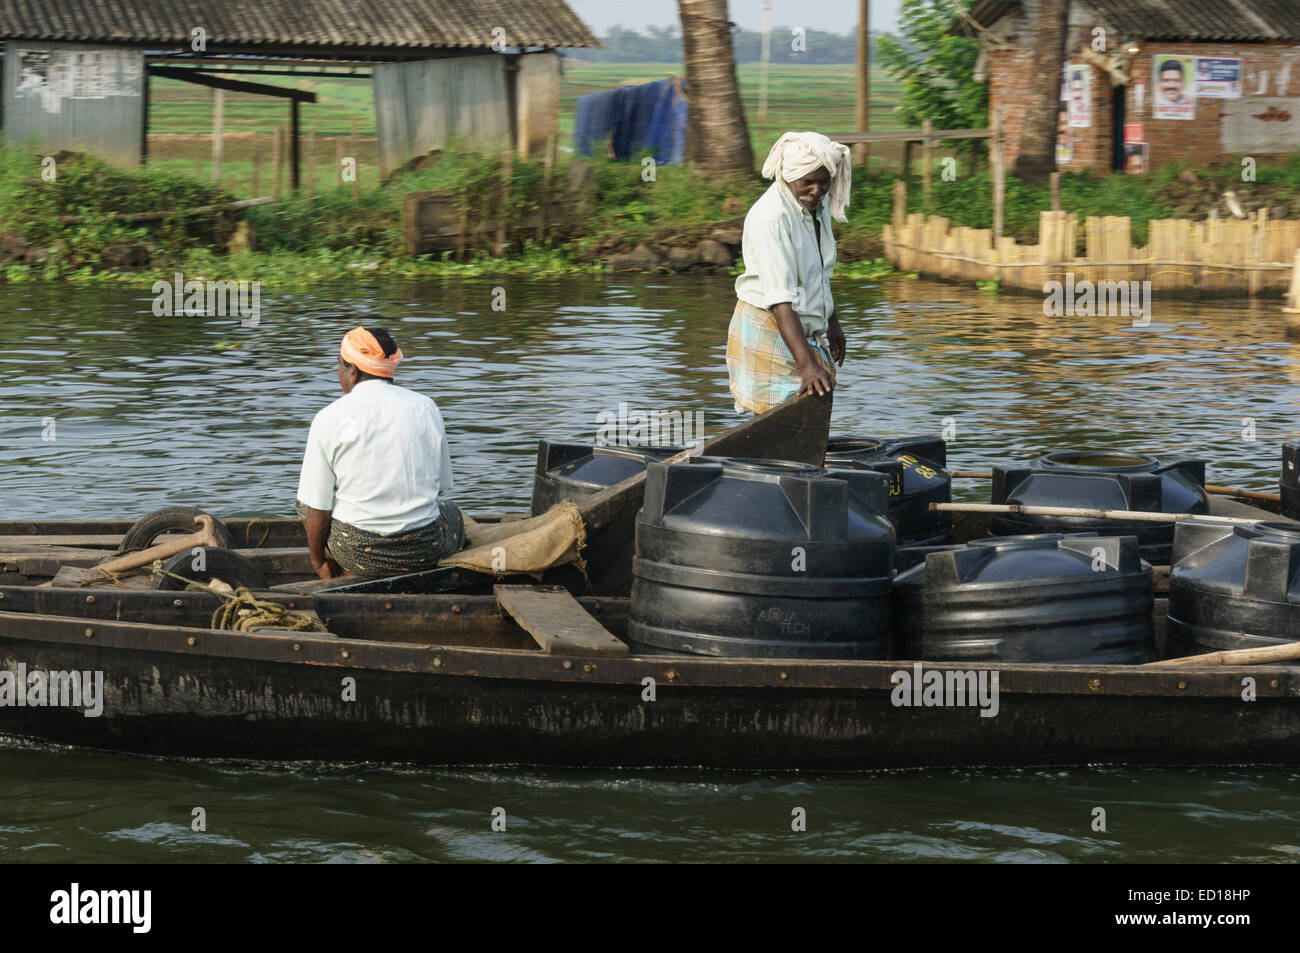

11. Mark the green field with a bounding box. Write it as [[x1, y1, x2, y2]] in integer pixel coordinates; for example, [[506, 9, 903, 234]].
[[142, 62, 901, 196]]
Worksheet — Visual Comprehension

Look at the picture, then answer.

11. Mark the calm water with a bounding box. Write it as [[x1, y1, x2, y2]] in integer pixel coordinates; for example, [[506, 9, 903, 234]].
[[1, 275, 1299, 862]]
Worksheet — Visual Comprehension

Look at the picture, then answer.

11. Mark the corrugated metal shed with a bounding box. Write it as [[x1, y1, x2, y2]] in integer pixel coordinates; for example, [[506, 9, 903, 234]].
[[0, 0, 598, 52], [958, 0, 1300, 41]]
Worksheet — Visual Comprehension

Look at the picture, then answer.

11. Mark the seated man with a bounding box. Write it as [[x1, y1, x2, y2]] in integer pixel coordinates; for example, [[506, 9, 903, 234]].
[[295, 326, 464, 580]]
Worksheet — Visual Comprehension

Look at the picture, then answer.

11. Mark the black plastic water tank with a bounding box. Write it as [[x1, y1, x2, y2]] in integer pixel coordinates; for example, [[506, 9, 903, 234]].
[[824, 435, 953, 546], [990, 450, 1207, 563], [893, 533, 1156, 663], [629, 457, 896, 658], [1166, 518, 1300, 658], [531, 440, 683, 515], [1281, 442, 1300, 521]]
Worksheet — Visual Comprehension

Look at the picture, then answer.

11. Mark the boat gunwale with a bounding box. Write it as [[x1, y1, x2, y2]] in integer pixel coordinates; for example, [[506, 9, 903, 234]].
[[0, 608, 1296, 699]]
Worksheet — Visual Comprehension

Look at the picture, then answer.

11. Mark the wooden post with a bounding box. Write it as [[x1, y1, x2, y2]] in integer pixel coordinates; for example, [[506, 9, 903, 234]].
[[335, 136, 344, 191], [290, 100, 301, 192], [211, 88, 225, 185], [194, 138, 202, 180], [902, 140, 912, 176], [538, 131, 557, 244], [271, 125, 283, 202], [251, 139, 261, 197], [496, 148, 513, 257], [306, 132, 317, 197], [891, 178, 906, 230], [759, 0, 772, 131], [921, 118, 932, 203], [991, 110, 1005, 240], [1286, 249, 1300, 314], [1050, 171, 1061, 212], [350, 118, 360, 202], [854, 0, 870, 168]]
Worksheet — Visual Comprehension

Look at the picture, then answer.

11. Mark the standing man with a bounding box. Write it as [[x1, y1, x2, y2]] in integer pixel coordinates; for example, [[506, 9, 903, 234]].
[[727, 131, 851, 414], [296, 326, 464, 580]]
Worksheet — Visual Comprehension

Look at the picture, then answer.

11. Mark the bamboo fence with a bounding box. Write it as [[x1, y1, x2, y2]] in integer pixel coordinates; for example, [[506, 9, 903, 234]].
[[882, 180, 1300, 298]]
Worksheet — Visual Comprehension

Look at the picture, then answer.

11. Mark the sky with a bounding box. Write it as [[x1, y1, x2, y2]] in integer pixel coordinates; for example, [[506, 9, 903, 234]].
[[565, 0, 903, 35]]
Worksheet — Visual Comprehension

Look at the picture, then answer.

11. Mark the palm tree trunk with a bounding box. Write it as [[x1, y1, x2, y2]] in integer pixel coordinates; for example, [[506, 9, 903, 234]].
[[1012, 0, 1070, 183], [679, 0, 755, 178]]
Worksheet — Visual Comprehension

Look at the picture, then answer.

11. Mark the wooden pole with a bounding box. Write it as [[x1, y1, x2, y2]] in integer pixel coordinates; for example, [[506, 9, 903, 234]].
[[290, 100, 301, 192], [194, 138, 202, 180], [1050, 171, 1061, 211], [211, 88, 225, 184], [1144, 641, 1300, 667], [891, 178, 906, 229], [758, 0, 772, 132], [991, 109, 1005, 240], [496, 148, 512, 257], [350, 118, 360, 202], [932, 502, 1269, 525], [538, 131, 556, 244], [950, 471, 1282, 504], [922, 118, 932, 203], [306, 131, 316, 197], [271, 126, 283, 201], [251, 138, 261, 197], [854, 0, 870, 168]]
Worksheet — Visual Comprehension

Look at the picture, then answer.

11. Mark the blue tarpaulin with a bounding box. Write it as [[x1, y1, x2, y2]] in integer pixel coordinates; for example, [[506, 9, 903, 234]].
[[573, 78, 687, 165]]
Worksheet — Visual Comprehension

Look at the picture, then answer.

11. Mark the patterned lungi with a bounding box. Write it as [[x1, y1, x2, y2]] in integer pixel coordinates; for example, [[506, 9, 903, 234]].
[[725, 299, 837, 414], [294, 499, 466, 578]]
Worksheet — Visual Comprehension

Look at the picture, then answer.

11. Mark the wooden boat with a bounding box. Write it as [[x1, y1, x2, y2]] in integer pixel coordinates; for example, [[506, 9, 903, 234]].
[[2, 394, 1298, 769]]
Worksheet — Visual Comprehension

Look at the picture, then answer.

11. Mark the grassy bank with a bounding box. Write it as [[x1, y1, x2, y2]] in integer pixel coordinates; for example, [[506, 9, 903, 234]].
[[1, 140, 1297, 287]]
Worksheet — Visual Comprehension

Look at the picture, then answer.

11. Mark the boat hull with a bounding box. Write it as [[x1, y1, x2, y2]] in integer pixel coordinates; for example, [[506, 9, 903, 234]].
[[1, 608, 1297, 769]]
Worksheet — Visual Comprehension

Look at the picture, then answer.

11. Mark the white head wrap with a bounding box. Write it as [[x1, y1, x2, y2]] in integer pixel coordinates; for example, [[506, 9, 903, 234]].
[[761, 131, 852, 222]]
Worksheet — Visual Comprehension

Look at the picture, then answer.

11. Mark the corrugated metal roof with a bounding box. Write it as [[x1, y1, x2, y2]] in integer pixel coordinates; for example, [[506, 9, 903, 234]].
[[1087, 0, 1300, 41], [0, 0, 599, 51], [957, 0, 1300, 41]]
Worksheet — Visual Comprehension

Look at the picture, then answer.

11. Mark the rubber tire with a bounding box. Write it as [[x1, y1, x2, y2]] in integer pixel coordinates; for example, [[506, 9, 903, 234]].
[[151, 547, 268, 591], [118, 507, 236, 554]]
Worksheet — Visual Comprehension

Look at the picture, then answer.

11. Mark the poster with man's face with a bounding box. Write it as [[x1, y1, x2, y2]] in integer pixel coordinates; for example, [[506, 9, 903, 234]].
[[1056, 108, 1072, 166], [1153, 55, 1197, 119], [1066, 65, 1091, 128]]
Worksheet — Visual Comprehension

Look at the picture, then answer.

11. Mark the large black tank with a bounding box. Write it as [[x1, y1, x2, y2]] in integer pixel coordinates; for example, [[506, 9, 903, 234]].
[[893, 533, 1156, 663], [990, 450, 1207, 563], [824, 435, 953, 546], [1281, 442, 1300, 521], [530, 440, 683, 515], [1166, 518, 1300, 658], [629, 457, 896, 659]]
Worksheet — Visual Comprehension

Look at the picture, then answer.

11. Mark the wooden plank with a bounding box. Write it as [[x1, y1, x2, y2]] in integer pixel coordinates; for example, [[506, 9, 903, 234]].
[[495, 585, 628, 657]]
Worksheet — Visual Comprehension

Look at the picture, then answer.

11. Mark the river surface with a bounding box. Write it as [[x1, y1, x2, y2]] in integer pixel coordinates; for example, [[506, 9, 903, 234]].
[[1, 275, 1298, 862]]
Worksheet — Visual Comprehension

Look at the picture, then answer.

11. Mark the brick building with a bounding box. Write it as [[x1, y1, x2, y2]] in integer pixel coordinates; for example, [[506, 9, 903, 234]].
[[958, 0, 1300, 172]]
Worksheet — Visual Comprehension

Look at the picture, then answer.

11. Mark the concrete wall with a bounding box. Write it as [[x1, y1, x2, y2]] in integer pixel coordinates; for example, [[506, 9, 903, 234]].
[[2, 41, 146, 167]]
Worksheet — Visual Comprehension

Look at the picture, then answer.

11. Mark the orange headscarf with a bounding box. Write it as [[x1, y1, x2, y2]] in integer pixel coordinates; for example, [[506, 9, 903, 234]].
[[340, 327, 403, 378]]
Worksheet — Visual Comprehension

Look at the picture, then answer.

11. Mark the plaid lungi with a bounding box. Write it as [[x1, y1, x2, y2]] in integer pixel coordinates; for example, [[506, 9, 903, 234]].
[[294, 499, 466, 578], [725, 299, 836, 414]]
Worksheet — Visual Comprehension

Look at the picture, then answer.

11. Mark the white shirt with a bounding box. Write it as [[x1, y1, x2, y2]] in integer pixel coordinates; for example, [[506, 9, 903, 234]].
[[734, 180, 837, 337], [296, 380, 454, 534]]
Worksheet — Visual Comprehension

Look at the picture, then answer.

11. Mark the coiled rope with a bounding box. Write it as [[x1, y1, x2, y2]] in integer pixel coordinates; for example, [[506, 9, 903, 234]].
[[151, 565, 329, 633]]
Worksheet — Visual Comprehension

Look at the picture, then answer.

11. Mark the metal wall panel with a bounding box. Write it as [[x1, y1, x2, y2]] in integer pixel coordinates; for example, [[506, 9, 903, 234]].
[[373, 53, 513, 178], [3, 42, 146, 167]]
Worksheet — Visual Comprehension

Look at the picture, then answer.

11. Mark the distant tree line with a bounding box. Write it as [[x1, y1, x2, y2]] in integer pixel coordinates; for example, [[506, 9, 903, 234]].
[[561, 24, 880, 64]]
